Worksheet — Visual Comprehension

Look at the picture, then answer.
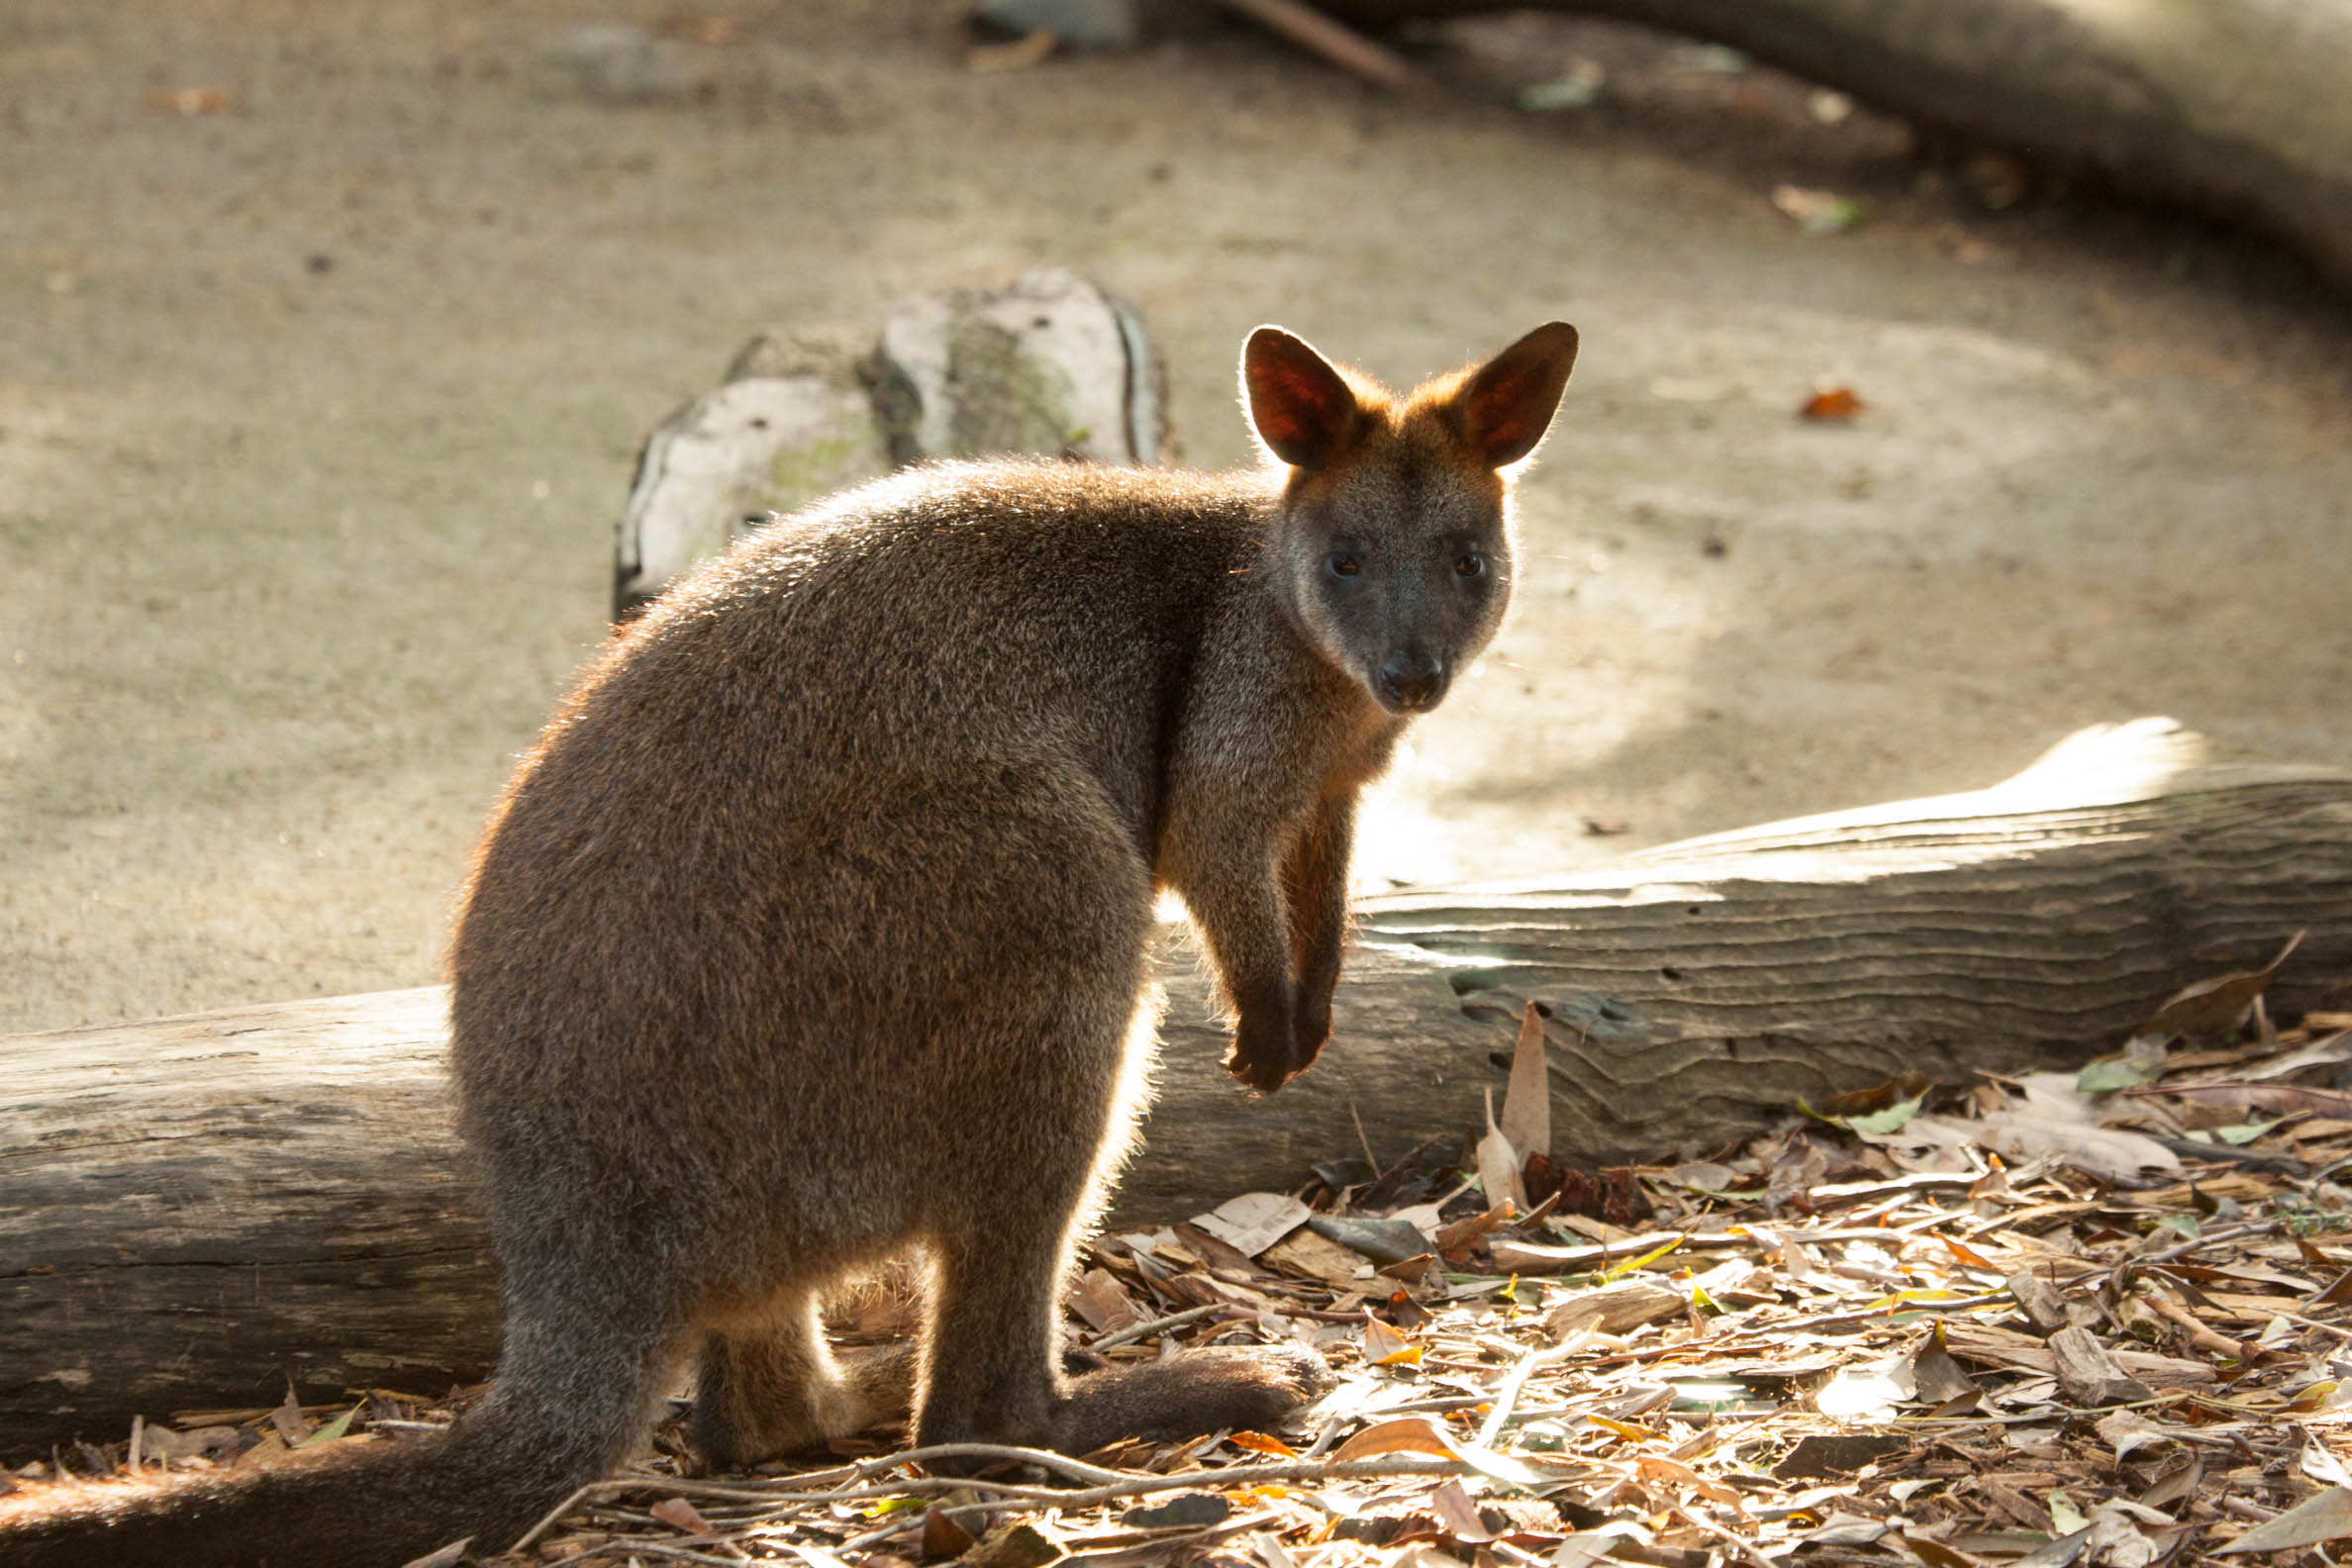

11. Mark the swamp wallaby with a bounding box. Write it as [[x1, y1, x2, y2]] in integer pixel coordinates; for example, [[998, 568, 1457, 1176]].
[[0, 320, 1577, 1567]]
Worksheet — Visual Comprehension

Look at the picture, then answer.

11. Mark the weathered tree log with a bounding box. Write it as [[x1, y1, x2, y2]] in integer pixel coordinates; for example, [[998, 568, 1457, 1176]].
[[6, 720, 2351, 1450], [1319, 0, 2352, 290]]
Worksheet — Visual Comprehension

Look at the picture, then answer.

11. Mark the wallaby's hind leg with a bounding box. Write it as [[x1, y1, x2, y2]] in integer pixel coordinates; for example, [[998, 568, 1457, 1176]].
[[904, 783, 1329, 1458], [915, 1225, 1079, 1452], [919, 1217, 1332, 1458], [913, 993, 1331, 1459], [693, 1293, 916, 1469]]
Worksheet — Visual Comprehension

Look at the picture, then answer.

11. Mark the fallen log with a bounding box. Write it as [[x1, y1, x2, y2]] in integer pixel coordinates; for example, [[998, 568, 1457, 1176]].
[[1319, 0, 2352, 291], [5, 719, 2349, 1450]]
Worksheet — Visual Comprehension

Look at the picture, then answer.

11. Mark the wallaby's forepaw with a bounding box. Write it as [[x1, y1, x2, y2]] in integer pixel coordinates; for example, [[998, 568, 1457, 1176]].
[[1292, 1001, 1332, 1075], [1225, 1008, 1307, 1095], [1054, 1344, 1332, 1454]]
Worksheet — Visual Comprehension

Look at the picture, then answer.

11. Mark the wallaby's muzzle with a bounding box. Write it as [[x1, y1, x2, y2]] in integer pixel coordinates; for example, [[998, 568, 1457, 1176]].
[[1376, 648, 1445, 714]]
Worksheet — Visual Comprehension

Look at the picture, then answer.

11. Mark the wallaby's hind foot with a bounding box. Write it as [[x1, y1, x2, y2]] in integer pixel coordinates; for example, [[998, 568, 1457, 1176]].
[[692, 1297, 917, 1470], [1053, 1344, 1332, 1456]]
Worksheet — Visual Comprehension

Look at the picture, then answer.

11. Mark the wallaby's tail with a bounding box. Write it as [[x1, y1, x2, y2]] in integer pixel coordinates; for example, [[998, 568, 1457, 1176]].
[[0, 1216, 689, 1567], [0, 1396, 618, 1568], [0, 1290, 684, 1568]]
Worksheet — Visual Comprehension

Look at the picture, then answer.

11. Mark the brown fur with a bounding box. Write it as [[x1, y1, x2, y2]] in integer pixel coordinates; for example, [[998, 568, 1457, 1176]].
[[0, 322, 1576, 1567]]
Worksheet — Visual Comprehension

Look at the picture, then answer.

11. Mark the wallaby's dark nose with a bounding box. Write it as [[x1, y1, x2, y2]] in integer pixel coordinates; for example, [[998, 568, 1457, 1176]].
[[1379, 651, 1444, 712]]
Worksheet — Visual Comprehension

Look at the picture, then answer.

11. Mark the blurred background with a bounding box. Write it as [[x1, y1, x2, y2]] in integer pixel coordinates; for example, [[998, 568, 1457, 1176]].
[[3, 0, 2348, 1034]]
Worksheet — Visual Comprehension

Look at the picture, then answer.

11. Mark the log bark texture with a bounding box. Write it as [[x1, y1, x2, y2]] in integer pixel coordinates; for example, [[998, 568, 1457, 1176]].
[[5, 721, 2351, 1450], [1319, 0, 2352, 289]]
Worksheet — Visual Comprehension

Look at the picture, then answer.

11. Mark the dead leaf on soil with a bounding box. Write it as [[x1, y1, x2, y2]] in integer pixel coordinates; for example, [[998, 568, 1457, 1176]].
[[1332, 1416, 1458, 1462], [1799, 384, 1866, 420]]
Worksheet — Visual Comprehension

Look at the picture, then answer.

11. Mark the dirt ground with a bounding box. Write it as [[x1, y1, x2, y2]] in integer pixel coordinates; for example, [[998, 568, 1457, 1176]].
[[3, 0, 2349, 1035]]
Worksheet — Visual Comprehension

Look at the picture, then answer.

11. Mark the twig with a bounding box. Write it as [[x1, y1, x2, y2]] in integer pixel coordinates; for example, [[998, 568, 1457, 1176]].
[[920, 1453, 1553, 1525], [1895, 1390, 2186, 1426], [571, 1540, 751, 1566], [512, 1443, 1144, 1552], [1570, 1289, 2017, 1371], [2140, 1220, 2282, 1265], [1217, 0, 1439, 95], [693, 1453, 1548, 1553], [2280, 1311, 2352, 1341], [1475, 1340, 1575, 1449], [511, 1442, 1553, 1555], [1348, 1097, 1379, 1175], [1677, 1506, 1779, 1568], [1093, 1303, 1242, 1349]]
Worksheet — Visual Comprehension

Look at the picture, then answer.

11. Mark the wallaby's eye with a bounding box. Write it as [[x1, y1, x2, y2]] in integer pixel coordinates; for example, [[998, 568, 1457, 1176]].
[[1327, 550, 1360, 579], [1454, 551, 1486, 578]]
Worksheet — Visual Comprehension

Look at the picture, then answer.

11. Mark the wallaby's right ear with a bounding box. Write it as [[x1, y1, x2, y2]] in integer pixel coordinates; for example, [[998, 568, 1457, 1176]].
[[1242, 327, 1363, 470], [1457, 321, 1580, 469]]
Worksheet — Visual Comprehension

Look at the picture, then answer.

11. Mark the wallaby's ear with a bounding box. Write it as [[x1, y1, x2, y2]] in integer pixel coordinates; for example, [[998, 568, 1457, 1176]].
[[1242, 327, 1362, 470], [1456, 321, 1579, 469]]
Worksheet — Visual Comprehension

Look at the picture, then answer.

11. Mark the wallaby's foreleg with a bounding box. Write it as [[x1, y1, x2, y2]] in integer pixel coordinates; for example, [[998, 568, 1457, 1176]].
[[1280, 793, 1356, 1077], [693, 1293, 916, 1470], [1166, 800, 1301, 1092], [1191, 872, 1298, 1094]]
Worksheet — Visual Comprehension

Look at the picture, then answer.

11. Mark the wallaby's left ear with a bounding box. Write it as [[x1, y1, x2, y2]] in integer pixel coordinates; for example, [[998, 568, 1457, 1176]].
[[1242, 327, 1364, 470], [1457, 322, 1579, 468]]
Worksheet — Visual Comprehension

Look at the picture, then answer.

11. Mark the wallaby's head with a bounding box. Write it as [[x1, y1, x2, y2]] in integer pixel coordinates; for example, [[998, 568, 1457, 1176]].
[[1242, 322, 1578, 716]]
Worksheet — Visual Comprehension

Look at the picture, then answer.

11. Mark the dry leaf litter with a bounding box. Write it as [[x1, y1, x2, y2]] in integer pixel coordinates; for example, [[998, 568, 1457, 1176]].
[[16, 946, 2352, 1568]]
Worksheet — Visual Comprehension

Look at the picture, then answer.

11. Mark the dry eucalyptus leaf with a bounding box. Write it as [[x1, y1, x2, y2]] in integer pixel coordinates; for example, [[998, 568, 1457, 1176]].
[[1499, 1001, 1550, 1160], [1332, 1416, 1458, 1462], [2138, 932, 2303, 1043], [1967, 1112, 2180, 1181], [650, 1496, 715, 1535], [1259, 1227, 1369, 1286], [2215, 1485, 2352, 1553], [1910, 1327, 1980, 1404], [1475, 1117, 1527, 1215], [1069, 1267, 1142, 1332]]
